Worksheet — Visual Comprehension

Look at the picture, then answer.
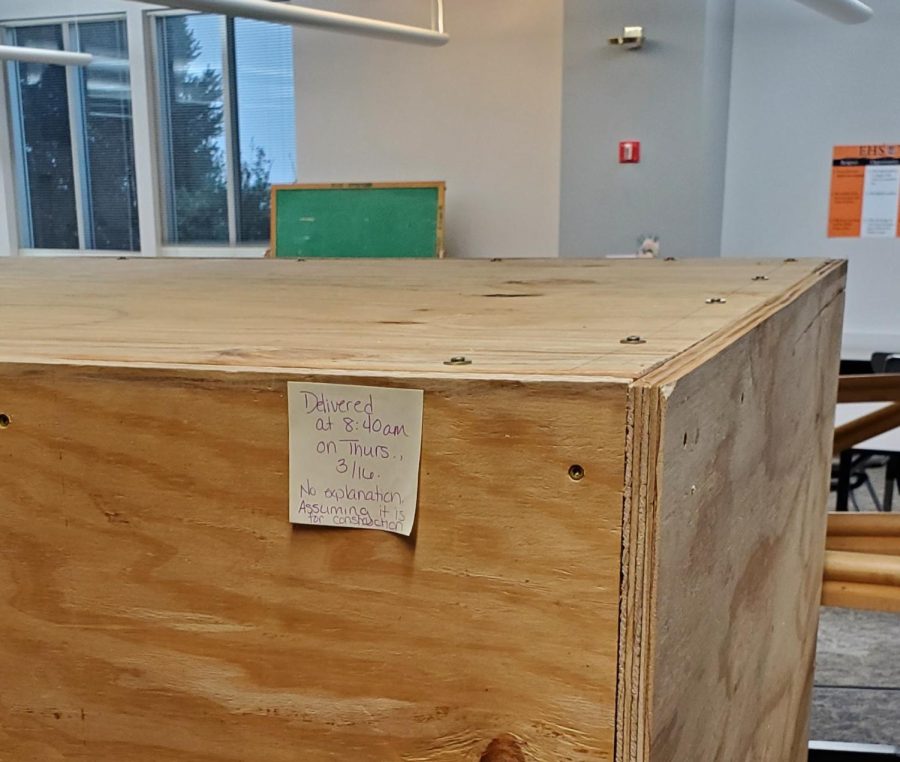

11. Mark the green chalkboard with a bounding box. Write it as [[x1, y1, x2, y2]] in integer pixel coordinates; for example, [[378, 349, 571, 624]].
[[270, 182, 445, 259]]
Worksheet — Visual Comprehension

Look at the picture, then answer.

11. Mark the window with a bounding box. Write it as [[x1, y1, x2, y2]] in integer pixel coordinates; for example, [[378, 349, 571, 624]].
[[155, 14, 295, 245], [6, 18, 139, 251]]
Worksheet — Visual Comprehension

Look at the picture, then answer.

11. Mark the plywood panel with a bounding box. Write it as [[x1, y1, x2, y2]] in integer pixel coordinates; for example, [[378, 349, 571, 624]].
[[625, 262, 845, 761], [0, 257, 847, 761], [0, 365, 624, 761], [0, 258, 833, 380]]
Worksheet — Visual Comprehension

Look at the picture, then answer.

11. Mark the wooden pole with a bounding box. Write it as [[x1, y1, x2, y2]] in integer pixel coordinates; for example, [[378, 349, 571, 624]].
[[824, 550, 900, 587], [822, 580, 900, 614], [833, 402, 900, 454], [827, 512, 900, 537], [838, 373, 900, 403]]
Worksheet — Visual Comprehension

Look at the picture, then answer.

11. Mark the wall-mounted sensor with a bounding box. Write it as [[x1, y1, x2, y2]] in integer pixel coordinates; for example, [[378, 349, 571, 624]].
[[609, 26, 644, 50]]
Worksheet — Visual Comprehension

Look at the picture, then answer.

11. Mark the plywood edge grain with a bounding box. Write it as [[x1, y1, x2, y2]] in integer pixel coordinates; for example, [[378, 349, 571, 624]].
[[616, 382, 664, 762]]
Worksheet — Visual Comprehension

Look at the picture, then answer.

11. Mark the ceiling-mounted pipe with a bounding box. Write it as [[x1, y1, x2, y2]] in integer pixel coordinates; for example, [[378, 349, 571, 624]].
[[792, 0, 874, 24], [0, 45, 93, 66], [130, 0, 449, 46]]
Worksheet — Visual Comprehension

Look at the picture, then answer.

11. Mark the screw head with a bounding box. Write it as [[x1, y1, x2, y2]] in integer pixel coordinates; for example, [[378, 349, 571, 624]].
[[752, 275, 769, 281], [444, 356, 472, 366], [620, 335, 646, 345], [705, 297, 727, 304], [568, 464, 585, 481]]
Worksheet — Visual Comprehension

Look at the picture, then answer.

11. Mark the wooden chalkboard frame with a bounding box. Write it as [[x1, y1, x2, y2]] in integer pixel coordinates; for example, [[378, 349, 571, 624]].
[[268, 181, 446, 259]]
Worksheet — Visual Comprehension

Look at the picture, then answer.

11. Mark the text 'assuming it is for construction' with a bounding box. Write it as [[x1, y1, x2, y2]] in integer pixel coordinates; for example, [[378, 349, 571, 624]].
[[288, 381, 424, 536]]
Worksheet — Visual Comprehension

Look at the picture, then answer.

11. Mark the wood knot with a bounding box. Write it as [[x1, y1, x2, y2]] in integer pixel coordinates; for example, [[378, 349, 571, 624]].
[[479, 734, 525, 762]]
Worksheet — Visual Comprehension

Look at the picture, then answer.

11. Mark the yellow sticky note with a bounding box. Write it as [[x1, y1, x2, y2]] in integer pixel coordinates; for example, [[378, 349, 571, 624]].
[[288, 382, 424, 536]]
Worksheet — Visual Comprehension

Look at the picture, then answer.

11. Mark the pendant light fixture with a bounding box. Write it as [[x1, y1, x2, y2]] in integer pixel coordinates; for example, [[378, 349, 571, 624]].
[[0, 45, 92, 66], [127, 0, 449, 46]]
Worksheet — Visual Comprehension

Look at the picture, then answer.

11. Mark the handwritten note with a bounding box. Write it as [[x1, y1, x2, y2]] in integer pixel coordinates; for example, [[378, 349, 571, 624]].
[[288, 382, 424, 536]]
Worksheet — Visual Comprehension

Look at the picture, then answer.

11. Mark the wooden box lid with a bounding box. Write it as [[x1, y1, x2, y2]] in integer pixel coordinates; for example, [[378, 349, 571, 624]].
[[0, 257, 838, 380]]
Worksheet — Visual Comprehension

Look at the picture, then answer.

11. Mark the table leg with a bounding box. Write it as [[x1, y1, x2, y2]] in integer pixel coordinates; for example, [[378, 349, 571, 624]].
[[885, 454, 898, 513], [836, 450, 853, 512]]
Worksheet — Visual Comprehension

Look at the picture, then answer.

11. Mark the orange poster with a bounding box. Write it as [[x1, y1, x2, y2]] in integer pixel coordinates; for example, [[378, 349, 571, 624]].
[[829, 145, 900, 238]]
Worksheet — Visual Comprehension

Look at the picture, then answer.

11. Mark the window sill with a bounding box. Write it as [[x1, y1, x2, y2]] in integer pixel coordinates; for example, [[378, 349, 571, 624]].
[[161, 246, 269, 258], [12, 246, 269, 258]]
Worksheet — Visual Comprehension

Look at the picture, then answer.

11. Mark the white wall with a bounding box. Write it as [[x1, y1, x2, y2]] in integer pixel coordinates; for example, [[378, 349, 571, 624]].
[[560, 0, 735, 259], [292, 0, 564, 259], [722, 0, 900, 356]]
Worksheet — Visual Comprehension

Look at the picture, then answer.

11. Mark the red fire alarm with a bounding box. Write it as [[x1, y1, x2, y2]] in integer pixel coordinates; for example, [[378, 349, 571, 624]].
[[619, 141, 641, 163]]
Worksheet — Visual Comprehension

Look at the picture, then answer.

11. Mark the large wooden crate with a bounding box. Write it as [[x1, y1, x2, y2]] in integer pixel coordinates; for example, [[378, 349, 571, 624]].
[[0, 258, 844, 761]]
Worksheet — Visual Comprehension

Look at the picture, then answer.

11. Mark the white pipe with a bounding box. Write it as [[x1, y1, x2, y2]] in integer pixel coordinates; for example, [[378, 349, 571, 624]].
[[792, 0, 873, 24], [0, 45, 93, 66], [432, 0, 445, 35], [133, 0, 449, 46]]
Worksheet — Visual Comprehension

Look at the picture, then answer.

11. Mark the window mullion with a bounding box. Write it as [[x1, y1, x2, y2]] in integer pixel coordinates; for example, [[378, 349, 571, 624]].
[[62, 22, 90, 250], [221, 16, 239, 246], [154, 18, 179, 245], [4, 28, 33, 249]]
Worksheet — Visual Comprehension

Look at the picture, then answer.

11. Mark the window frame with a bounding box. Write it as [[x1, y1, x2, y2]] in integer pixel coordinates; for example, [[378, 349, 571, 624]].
[[150, 9, 292, 250], [2, 13, 139, 252], [0, 4, 292, 258]]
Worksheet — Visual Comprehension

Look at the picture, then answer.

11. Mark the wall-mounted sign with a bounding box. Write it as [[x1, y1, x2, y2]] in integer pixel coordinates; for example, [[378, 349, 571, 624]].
[[828, 145, 900, 238]]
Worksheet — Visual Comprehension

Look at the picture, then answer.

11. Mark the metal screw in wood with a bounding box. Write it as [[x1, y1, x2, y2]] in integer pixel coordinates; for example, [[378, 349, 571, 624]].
[[705, 297, 727, 304], [444, 356, 472, 366], [620, 335, 646, 345]]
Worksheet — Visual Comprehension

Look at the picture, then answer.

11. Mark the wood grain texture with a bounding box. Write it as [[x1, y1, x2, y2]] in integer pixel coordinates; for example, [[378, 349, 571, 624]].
[[619, 261, 845, 762], [0, 257, 847, 761], [0, 365, 625, 761], [0, 257, 834, 380]]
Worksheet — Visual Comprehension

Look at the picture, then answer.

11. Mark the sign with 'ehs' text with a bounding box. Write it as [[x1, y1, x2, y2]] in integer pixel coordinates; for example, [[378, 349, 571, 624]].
[[288, 382, 424, 536]]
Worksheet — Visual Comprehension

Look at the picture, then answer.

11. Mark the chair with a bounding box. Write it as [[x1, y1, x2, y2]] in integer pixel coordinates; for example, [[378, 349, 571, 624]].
[[825, 371, 900, 613], [832, 355, 900, 511]]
